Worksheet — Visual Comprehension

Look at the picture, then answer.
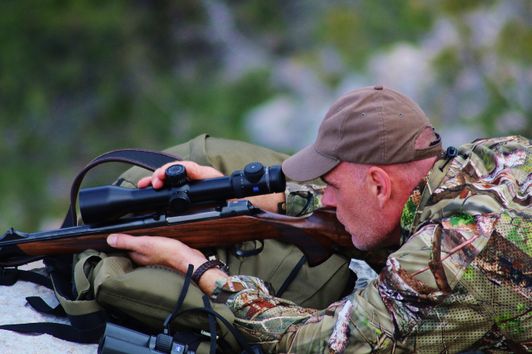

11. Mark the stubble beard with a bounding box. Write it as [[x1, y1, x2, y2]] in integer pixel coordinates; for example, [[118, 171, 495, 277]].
[[348, 207, 396, 251]]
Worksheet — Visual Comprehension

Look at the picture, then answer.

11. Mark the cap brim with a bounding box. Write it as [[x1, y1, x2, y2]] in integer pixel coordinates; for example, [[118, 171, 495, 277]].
[[282, 145, 340, 181]]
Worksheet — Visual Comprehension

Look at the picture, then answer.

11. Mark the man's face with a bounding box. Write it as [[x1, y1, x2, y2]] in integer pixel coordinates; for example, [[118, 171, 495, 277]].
[[321, 162, 392, 250]]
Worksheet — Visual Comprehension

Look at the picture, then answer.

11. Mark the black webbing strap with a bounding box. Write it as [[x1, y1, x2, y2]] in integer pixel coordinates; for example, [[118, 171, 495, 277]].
[[0, 265, 108, 343], [276, 255, 307, 297], [202, 296, 218, 354], [0, 310, 106, 344], [176, 306, 259, 354], [25, 297, 66, 316], [0, 267, 52, 288], [0, 259, 107, 343], [1, 268, 106, 344], [163, 264, 195, 333], [62, 148, 181, 227], [0, 255, 44, 268]]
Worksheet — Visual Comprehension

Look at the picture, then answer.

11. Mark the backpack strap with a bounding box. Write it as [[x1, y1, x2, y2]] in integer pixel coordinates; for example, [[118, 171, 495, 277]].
[[0, 318, 104, 344], [163, 264, 195, 333], [0, 253, 108, 343], [202, 296, 218, 354], [176, 305, 262, 354], [25, 297, 66, 316], [0, 255, 105, 343], [0, 266, 52, 288], [275, 255, 307, 297]]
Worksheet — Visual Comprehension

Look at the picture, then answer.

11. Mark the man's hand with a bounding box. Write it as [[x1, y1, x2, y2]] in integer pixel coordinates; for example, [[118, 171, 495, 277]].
[[138, 161, 224, 189], [138, 160, 286, 212], [106, 233, 226, 295], [107, 234, 206, 270]]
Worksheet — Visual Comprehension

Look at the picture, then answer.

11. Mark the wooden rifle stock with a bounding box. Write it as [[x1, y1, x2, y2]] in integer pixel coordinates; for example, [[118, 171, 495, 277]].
[[0, 202, 354, 267]]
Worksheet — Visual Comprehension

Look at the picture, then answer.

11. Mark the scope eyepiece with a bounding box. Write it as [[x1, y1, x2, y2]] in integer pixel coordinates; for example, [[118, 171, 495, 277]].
[[79, 162, 286, 224]]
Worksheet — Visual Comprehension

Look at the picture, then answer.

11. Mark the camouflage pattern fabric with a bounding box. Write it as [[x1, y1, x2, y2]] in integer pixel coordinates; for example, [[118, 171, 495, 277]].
[[283, 181, 325, 216], [212, 136, 531, 353]]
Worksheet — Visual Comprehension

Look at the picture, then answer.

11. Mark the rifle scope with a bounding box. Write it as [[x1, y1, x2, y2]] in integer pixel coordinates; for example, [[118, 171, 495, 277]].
[[79, 162, 285, 224]]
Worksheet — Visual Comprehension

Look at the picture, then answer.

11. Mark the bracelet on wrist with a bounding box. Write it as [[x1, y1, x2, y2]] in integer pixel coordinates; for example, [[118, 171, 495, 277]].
[[191, 259, 229, 284]]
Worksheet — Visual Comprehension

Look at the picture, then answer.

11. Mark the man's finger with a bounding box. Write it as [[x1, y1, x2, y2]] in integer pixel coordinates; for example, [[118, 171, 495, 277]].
[[107, 233, 142, 251], [138, 162, 224, 191], [138, 177, 152, 188], [181, 162, 223, 180]]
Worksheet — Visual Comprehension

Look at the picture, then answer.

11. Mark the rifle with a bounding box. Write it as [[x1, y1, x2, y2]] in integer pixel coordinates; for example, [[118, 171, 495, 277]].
[[0, 162, 353, 267]]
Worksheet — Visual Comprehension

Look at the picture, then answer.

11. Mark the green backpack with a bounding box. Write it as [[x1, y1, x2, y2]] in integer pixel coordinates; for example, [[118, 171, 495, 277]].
[[1, 134, 354, 353]]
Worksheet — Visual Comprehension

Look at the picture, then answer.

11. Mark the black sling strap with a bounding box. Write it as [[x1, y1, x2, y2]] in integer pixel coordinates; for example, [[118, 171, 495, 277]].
[[276, 255, 307, 297], [0, 267, 52, 288], [176, 305, 261, 354], [0, 310, 107, 344]]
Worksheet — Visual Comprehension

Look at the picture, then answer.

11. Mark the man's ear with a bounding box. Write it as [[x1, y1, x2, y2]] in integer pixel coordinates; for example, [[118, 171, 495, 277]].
[[366, 166, 391, 208]]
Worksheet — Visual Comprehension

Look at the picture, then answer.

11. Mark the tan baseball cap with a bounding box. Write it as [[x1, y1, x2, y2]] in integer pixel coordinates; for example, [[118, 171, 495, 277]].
[[282, 85, 443, 181]]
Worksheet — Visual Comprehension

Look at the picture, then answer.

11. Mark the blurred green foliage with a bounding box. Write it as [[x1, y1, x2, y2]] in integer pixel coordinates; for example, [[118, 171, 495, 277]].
[[317, 1, 434, 68], [497, 20, 532, 64], [0, 0, 529, 230]]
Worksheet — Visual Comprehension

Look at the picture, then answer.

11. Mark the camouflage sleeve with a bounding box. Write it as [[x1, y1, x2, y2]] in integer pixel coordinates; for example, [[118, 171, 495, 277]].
[[281, 181, 325, 216], [211, 258, 393, 352], [212, 213, 512, 353]]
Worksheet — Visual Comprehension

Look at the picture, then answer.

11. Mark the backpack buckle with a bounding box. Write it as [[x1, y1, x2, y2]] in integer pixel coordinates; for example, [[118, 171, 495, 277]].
[[0, 266, 19, 286]]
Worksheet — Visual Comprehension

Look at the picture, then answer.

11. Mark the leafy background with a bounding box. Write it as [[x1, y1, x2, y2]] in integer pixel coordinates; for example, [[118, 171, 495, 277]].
[[0, 0, 530, 230]]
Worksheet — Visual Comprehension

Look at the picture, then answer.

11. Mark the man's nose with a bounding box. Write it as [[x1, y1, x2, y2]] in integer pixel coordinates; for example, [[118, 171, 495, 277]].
[[322, 188, 336, 208]]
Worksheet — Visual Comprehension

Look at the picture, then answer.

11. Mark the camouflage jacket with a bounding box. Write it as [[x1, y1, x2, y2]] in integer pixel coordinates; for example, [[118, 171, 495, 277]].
[[212, 136, 531, 353]]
